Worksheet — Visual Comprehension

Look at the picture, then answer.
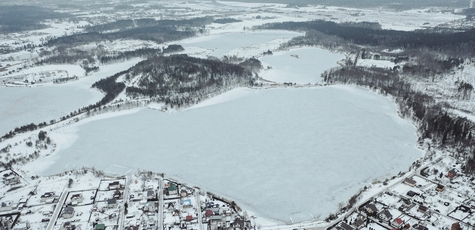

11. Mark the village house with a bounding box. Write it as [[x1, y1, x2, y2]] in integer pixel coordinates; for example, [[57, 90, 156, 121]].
[[337, 222, 355, 230], [167, 202, 175, 210], [406, 190, 419, 197], [146, 190, 156, 201], [70, 194, 84, 205], [208, 215, 225, 230], [205, 209, 214, 218], [232, 217, 251, 229], [403, 177, 417, 187], [180, 190, 188, 198], [352, 215, 365, 230], [436, 184, 445, 192], [451, 222, 461, 230], [168, 182, 178, 196], [448, 169, 457, 179], [107, 199, 117, 209], [379, 209, 393, 222], [393, 218, 404, 228], [108, 181, 120, 190], [62, 207, 75, 219], [413, 224, 429, 230], [0, 201, 14, 212], [418, 205, 429, 213], [113, 190, 121, 199], [95, 223, 105, 230], [41, 192, 56, 203], [364, 203, 378, 216], [143, 202, 158, 212], [60, 221, 78, 230], [181, 199, 193, 209]]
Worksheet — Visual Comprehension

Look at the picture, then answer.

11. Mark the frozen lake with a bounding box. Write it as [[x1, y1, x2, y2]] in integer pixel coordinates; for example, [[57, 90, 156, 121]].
[[260, 47, 344, 84], [179, 30, 302, 58], [38, 86, 422, 223], [0, 60, 142, 136], [0, 85, 101, 135]]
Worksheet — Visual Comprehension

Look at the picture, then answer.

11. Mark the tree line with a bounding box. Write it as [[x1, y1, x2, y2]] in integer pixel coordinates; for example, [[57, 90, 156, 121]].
[[44, 17, 213, 48], [85, 17, 213, 33], [258, 20, 475, 57]]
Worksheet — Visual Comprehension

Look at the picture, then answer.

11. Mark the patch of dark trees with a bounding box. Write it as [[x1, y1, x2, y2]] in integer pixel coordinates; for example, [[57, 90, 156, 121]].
[[125, 55, 255, 108], [99, 48, 162, 64], [163, 44, 185, 54], [91, 71, 127, 107], [37, 51, 94, 66], [44, 28, 194, 47], [85, 17, 213, 33], [53, 76, 78, 84], [258, 20, 475, 56], [322, 66, 475, 174], [0, 5, 69, 33], [457, 81, 474, 100], [1, 122, 48, 140], [84, 66, 99, 75], [213, 18, 243, 24]]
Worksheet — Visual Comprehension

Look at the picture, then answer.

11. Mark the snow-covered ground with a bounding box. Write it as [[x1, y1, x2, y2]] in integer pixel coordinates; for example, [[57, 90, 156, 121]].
[[260, 47, 344, 84], [29, 86, 423, 223]]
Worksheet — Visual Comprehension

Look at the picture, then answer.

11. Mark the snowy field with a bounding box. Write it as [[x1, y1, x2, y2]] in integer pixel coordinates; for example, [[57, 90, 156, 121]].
[[260, 47, 344, 84], [33, 86, 423, 223]]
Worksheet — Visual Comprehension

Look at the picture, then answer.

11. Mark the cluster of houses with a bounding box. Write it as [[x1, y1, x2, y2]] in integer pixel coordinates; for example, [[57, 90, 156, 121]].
[[332, 166, 474, 230]]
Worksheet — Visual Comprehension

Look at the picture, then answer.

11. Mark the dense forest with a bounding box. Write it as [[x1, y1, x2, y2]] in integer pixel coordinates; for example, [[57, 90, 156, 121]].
[[125, 55, 256, 107], [258, 20, 475, 56], [99, 48, 162, 64]]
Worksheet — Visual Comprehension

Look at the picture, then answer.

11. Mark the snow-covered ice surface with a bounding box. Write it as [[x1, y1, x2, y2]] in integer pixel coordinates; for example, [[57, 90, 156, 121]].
[[0, 59, 143, 135], [35, 86, 423, 223], [0, 85, 101, 135], [178, 30, 303, 58], [260, 47, 344, 84]]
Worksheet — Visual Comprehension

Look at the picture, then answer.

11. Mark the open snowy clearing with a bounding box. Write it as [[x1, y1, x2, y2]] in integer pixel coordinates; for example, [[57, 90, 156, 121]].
[[29, 86, 423, 223], [260, 47, 344, 84]]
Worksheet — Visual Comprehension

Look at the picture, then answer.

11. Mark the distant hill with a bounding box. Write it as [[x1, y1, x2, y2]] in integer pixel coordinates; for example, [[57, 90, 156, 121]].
[[219, 0, 469, 9]]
